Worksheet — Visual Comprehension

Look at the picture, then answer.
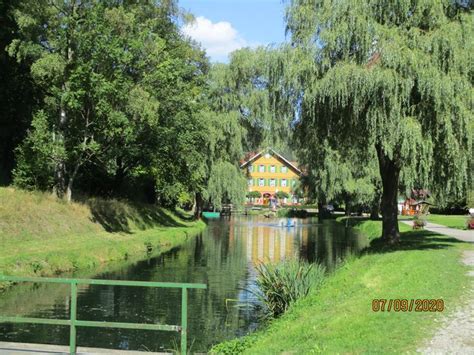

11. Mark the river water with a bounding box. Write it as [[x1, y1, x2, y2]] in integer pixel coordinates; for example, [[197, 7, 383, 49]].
[[0, 215, 368, 352]]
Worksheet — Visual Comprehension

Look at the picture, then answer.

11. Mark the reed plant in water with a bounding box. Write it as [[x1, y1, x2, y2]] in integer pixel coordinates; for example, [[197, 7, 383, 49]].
[[255, 259, 326, 319]]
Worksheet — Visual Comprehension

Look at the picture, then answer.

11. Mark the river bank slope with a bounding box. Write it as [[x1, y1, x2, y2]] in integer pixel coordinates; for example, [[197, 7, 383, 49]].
[[0, 187, 205, 290], [212, 218, 474, 353]]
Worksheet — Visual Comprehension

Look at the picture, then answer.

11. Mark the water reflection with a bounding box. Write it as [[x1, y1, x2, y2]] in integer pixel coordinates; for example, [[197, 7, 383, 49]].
[[0, 216, 368, 352], [230, 216, 364, 269]]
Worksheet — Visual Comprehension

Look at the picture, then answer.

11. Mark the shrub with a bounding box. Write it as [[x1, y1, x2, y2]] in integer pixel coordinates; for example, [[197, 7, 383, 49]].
[[413, 215, 427, 229], [255, 259, 326, 318], [276, 208, 308, 218], [210, 334, 258, 354], [247, 191, 262, 199]]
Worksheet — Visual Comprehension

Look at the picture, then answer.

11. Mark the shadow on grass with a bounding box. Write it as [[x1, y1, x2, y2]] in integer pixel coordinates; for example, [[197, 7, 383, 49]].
[[342, 216, 466, 254], [83, 198, 186, 233], [367, 230, 466, 254], [172, 208, 195, 222]]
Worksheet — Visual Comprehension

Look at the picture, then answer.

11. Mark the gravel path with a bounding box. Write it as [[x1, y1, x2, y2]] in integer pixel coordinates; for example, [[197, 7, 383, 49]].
[[418, 250, 474, 354], [401, 221, 474, 243]]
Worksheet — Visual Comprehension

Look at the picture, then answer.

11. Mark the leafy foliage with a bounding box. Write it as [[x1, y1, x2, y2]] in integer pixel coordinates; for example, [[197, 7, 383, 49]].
[[247, 191, 262, 199], [205, 161, 246, 210], [6, 0, 213, 206], [0, 0, 37, 185], [13, 111, 56, 189], [277, 0, 473, 241]]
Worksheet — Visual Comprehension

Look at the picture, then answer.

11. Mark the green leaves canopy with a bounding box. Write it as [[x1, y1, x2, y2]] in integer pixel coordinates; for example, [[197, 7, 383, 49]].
[[280, 0, 473, 240], [9, 0, 211, 205], [285, 0, 472, 200]]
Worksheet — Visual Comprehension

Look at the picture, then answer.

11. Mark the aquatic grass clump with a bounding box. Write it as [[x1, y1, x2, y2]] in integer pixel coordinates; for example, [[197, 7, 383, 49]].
[[255, 259, 326, 318]]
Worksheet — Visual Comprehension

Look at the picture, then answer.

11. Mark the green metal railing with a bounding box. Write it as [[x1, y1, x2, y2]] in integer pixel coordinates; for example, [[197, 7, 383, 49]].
[[0, 275, 206, 355]]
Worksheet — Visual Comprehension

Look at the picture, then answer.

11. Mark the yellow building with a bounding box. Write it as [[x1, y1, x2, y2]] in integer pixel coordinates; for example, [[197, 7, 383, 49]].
[[240, 149, 302, 205]]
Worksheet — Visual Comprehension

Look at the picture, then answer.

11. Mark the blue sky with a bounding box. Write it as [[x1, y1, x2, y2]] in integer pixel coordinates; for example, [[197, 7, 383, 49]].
[[180, 0, 287, 62]]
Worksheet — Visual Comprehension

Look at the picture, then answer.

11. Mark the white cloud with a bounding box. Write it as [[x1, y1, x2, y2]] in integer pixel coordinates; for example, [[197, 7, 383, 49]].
[[182, 16, 248, 62]]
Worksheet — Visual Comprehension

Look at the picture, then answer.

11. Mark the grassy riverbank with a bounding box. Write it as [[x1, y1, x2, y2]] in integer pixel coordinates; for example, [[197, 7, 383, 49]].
[[212, 218, 473, 353], [427, 214, 470, 230], [0, 187, 205, 290]]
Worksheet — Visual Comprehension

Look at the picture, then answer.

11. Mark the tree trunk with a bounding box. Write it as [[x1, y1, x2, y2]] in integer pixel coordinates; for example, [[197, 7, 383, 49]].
[[194, 192, 203, 220], [344, 195, 351, 216], [376, 145, 400, 243], [317, 195, 327, 221], [54, 25, 74, 200], [370, 192, 381, 220], [53, 108, 67, 199], [65, 178, 73, 203], [114, 157, 126, 194], [65, 162, 80, 203]]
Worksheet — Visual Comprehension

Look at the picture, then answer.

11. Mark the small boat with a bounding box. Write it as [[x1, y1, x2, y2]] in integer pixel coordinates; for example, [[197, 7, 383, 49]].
[[202, 211, 220, 219]]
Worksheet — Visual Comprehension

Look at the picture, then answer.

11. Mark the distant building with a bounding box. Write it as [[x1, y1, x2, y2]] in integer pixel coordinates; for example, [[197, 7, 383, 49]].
[[240, 148, 302, 205], [398, 189, 431, 215]]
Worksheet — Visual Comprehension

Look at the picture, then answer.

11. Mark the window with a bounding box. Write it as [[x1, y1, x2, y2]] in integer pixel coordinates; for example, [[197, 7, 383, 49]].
[[249, 165, 253, 172], [248, 179, 253, 186], [281, 179, 287, 187], [259, 178, 265, 186], [259, 165, 265, 173], [292, 179, 297, 186], [270, 179, 276, 187], [281, 166, 287, 173], [270, 165, 276, 173]]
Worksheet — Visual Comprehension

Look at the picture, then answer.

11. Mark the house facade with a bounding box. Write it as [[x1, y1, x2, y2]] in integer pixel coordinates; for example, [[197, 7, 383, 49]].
[[240, 149, 302, 205]]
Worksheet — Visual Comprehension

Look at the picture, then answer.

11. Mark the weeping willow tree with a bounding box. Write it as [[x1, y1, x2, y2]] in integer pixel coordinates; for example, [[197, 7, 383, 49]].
[[206, 161, 246, 210], [280, 0, 473, 242], [296, 133, 380, 218], [213, 47, 295, 152]]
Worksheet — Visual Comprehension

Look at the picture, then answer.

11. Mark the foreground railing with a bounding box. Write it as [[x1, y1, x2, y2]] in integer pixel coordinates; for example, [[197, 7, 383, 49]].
[[0, 275, 206, 355]]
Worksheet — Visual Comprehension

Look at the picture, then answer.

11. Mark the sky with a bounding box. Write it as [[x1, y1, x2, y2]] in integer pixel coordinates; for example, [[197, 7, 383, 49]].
[[180, 0, 287, 62]]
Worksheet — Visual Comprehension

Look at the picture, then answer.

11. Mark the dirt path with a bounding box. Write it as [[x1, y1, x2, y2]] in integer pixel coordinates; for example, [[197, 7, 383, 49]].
[[418, 251, 474, 354]]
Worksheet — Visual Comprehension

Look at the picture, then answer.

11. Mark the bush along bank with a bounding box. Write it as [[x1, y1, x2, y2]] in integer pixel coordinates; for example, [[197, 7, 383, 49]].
[[211, 219, 473, 354], [276, 208, 310, 218], [0, 187, 206, 291]]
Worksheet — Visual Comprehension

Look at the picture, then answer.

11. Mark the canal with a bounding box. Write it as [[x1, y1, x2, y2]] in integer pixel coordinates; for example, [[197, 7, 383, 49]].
[[0, 215, 368, 352]]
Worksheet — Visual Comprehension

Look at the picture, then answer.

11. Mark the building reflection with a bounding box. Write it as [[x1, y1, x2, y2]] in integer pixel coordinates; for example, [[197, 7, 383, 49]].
[[229, 220, 308, 264], [228, 217, 367, 270]]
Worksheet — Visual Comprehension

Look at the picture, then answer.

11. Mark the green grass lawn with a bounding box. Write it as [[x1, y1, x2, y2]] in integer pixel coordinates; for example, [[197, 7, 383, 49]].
[[427, 214, 469, 230], [0, 187, 205, 290], [212, 220, 473, 354]]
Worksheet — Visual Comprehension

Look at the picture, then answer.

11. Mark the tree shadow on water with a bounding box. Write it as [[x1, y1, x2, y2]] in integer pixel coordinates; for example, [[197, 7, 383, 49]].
[[85, 198, 186, 233]]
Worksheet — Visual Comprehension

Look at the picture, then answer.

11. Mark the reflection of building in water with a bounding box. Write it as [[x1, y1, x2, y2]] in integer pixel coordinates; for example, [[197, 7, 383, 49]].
[[230, 217, 368, 269], [238, 223, 309, 263]]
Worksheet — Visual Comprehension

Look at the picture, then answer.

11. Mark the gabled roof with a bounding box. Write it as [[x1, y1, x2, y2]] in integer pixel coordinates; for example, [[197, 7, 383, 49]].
[[239, 148, 302, 175]]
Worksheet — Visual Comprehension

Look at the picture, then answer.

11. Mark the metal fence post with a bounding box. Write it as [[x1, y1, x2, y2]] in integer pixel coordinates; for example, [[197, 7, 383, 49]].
[[0, 276, 206, 354], [181, 287, 188, 355], [70, 282, 78, 355]]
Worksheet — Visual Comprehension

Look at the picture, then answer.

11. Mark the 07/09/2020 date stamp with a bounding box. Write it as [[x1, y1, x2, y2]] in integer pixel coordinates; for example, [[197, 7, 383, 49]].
[[372, 299, 444, 312]]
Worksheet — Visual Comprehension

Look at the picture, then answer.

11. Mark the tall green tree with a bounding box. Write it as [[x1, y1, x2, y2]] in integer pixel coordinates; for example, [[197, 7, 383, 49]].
[[190, 48, 294, 215], [9, 0, 209, 204], [282, 0, 473, 242], [0, 0, 37, 185], [190, 65, 249, 216], [211, 48, 293, 152]]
